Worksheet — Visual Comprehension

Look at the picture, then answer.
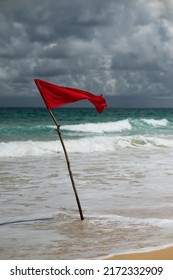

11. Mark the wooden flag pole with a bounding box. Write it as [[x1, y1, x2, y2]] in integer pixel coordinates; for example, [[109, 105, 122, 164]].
[[48, 109, 84, 221]]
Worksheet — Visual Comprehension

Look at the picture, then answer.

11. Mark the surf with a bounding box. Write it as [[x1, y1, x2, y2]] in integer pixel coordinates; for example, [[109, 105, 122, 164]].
[[1, 135, 173, 158]]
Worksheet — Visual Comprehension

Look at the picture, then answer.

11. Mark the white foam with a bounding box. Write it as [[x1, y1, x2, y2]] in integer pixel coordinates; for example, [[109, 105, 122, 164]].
[[62, 119, 132, 133], [143, 118, 168, 127], [1, 135, 173, 158], [0, 137, 115, 158], [87, 214, 173, 230], [0, 141, 60, 158]]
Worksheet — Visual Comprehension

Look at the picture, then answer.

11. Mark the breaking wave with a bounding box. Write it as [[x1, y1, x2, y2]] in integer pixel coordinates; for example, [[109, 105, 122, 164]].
[[142, 118, 168, 127], [1, 116, 172, 158], [0, 118, 170, 141], [62, 119, 132, 133], [46, 118, 170, 135], [1, 135, 173, 158]]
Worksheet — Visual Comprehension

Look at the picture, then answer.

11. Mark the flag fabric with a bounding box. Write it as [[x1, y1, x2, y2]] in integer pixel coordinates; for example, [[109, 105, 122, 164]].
[[34, 79, 107, 113]]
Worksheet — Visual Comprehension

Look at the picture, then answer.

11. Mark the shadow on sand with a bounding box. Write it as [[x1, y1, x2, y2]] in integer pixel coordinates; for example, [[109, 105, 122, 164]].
[[0, 217, 53, 226]]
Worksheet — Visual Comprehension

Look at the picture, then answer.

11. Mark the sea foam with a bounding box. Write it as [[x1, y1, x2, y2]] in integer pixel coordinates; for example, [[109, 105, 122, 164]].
[[62, 119, 132, 133], [142, 118, 168, 127], [1, 135, 173, 158]]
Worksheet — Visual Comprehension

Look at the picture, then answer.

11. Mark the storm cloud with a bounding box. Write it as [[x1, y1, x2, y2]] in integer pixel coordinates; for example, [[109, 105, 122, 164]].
[[1, 0, 173, 107]]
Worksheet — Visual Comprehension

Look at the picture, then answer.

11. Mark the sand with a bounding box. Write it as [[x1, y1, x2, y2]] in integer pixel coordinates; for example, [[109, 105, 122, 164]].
[[106, 246, 173, 260]]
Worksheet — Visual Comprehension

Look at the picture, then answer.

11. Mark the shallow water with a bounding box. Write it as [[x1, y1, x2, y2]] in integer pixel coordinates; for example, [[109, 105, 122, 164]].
[[1, 107, 173, 259], [1, 147, 173, 259]]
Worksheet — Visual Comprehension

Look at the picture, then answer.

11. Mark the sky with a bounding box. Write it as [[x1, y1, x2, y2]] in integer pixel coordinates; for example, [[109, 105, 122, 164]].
[[1, 0, 173, 108]]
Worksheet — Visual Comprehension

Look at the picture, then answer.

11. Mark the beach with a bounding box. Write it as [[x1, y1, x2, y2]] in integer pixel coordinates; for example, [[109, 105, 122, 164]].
[[106, 246, 173, 260], [1, 108, 173, 259]]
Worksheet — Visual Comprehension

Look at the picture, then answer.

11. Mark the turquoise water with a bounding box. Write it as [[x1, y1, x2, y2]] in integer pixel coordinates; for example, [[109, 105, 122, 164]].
[[1, 107, 173, 259], [1, 107, 173, 150]]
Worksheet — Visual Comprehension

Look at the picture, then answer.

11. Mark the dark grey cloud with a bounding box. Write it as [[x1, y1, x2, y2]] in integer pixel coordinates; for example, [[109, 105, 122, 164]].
[[1, 0, 173, 107]]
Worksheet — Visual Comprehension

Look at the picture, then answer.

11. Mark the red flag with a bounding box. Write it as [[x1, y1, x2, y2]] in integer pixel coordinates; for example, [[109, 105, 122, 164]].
[[34, 79, 107, 113]]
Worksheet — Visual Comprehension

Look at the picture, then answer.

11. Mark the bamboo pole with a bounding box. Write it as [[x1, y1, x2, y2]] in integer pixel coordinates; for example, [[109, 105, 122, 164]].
[[48, 109, 84, 221]]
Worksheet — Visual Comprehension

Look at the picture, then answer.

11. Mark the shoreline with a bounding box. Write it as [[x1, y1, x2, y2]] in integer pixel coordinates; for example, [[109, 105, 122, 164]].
[[105, 246, 173, 260]]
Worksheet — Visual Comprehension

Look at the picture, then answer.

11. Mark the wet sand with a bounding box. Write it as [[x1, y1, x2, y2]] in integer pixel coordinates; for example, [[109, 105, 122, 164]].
[[106, 246, 173, 260]]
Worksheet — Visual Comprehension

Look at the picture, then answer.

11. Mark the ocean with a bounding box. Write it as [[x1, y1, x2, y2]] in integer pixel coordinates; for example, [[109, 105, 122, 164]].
[[1, 107, 173, 259]]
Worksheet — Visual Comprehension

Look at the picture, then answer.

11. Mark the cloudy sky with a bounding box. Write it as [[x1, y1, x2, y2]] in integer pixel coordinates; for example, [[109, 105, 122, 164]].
[[1, 0, 173, 107]]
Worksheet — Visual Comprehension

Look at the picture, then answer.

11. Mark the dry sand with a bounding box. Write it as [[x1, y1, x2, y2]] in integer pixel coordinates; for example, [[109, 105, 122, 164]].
[[106, 246, 173, 260]]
